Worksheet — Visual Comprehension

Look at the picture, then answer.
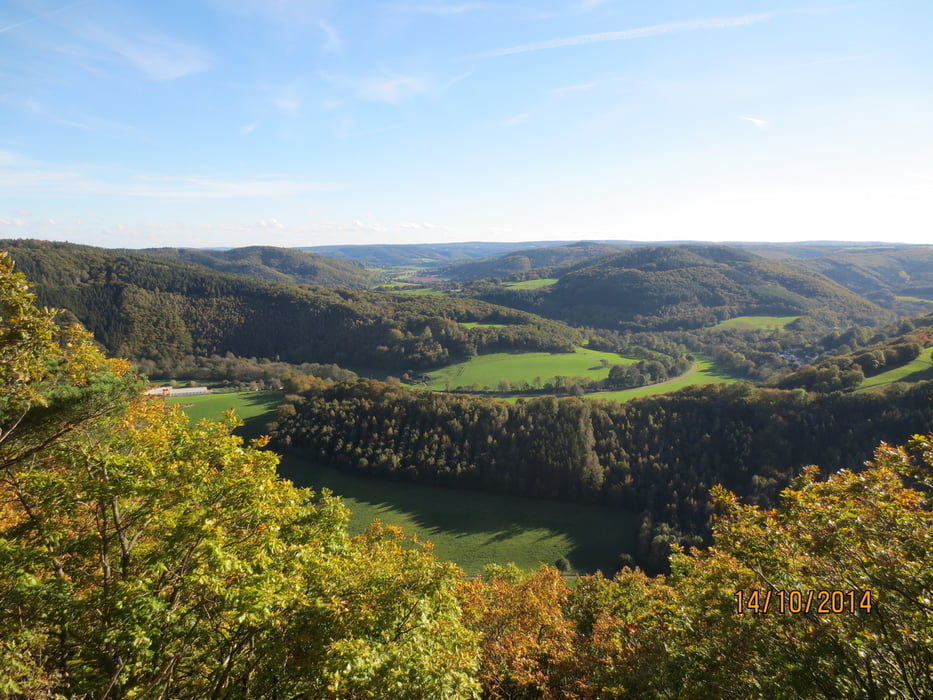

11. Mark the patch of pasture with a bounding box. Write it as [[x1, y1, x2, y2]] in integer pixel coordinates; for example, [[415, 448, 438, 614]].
[[585, 355, 739, 402], [857, 348, 933, 391], [165, 391, 283, 440], [278, 454, 637, 575], [503, 278, 558, 290], [712, 315, 800, 330], [895, 295, 933, 304], [460, 322, 508, 328], [424, 347, 636, 391]]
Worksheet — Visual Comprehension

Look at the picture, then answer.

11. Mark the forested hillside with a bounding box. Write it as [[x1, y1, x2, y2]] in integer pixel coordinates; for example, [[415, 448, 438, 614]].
[[1, 240, 582, 373], [468, 245, 885, 331], [440, 242, 622, 281], [270, 377, 933, 571], [141, 245, 380, 288], [796, 245, 933, 300]]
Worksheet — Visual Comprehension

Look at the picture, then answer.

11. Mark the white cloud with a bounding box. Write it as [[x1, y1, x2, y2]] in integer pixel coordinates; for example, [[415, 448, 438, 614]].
[[0, 153, 342, 199], [240, 123, 258, 134], [474, 12, 775, 58], [503, 111, 532, 127], [357, 74, 427, 103], [550, 81, 599, 97], [276, 95, 300, 115], [318, 19, 342, 53], [0, 0, 91, 34], [396, 2, 483, 16], [82, 26, 212, 80], [740, 116, 768, 129]]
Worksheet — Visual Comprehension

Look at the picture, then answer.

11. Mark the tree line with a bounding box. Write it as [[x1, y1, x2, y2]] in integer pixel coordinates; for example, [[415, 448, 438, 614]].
[[269, 377, 933, 572]]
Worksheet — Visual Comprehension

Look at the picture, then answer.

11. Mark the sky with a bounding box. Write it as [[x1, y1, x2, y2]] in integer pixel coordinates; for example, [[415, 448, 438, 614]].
[[1, 0, 931, 249]]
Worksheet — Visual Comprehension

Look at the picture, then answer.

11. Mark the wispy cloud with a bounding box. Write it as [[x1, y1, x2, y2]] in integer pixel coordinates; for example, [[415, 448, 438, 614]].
[[473, 12, 776, 58], [318, 19, 342, 53], [357, 74, 428, 103], [550, 81, 600, 97], [503, 111, 532, 127], [0, 152, 342, 198], [740, 116, 768, 129], [0, 0, 91, 34], [395, 2, 483, 16], [240, 123, 258, 134], [81, 26, 212, 80]]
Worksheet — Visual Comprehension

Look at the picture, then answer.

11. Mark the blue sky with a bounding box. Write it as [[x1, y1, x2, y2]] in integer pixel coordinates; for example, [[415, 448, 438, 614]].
[[1, 0, 931, 248]]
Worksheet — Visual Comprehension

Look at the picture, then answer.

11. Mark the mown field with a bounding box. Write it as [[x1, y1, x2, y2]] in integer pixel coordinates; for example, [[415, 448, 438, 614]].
[[712, 315, 800, 330], [585, 354, 740, 402], [165, 391, 283, 439], [279, 455, 636, 575], [858, 347, 933, 391], [170, 392, 638, 574], [423, 347, 635, 390], [503, 278, 559, 290]]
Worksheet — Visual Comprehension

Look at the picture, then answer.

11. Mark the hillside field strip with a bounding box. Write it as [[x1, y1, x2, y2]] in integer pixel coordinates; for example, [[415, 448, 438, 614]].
[[857, 347, 933, 391], [169, 392, 639, 575], [712, 315, 800, 330], [423, 347, 636, 390], [502, 278, 559, 290], [587, 355, 740, 401]]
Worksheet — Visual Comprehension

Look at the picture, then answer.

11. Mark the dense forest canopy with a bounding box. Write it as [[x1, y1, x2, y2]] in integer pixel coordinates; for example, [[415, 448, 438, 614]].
[[0, 240, 583, 374]]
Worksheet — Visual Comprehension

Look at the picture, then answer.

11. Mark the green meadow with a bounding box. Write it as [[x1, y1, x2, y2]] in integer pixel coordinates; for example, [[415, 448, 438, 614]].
[[171, 392, 637, 574], [460, 321, 507, 328], [165, 391, 283, 439], [585, 354, 740, 402], [712, 315, 800, 330], [895, 295, 933, 304], [279, 455, 635, 575], [424, 347, 635, 390], [503, 278, 559, 290], [857, 347, 933, 391]]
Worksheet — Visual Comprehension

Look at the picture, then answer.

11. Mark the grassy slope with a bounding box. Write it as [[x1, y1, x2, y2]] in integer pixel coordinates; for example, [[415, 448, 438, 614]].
[[857, 348, 933, 391], [170, 391, 638, 574], [424, 347, 635, 390], [585, 355, 740, 402], [279, 455, 635, 575], [503, 278, 559, 290], [165, 391, 284, 439], [712, 315, 800, 330]]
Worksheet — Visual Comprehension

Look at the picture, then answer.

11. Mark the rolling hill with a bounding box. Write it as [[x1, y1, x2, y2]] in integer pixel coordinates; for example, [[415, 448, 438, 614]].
[[472, 245, 886, 331], [1, 239, 583, 372], [140, 245, 379, 288]]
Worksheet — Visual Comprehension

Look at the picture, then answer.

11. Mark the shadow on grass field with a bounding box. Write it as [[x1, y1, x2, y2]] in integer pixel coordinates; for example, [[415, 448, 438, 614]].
[[279, 452, 637, 576], [169, 391, 639, 575]]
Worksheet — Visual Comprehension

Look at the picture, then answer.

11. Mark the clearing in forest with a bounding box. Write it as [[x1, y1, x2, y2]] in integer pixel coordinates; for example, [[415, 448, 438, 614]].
[[423, 347, 636, 391]]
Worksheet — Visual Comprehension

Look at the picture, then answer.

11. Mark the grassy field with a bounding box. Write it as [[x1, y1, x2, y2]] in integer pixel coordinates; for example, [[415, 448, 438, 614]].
[[712, 315, 800, 330], [895, 295, 933, 304], [165, 391, 283, 439], [503, 278, 558, 290], [279, 454, 636, 575], [424, 347, 635, 390], [857, 348, 933, 391], [170, 391, 638, 574], [585, 355, 739, 402], [460, 322, 507, 328]]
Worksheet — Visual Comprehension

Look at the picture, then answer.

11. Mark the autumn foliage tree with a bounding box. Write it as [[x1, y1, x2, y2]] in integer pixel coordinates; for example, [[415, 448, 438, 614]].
[[0, 251, 479, 698]]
